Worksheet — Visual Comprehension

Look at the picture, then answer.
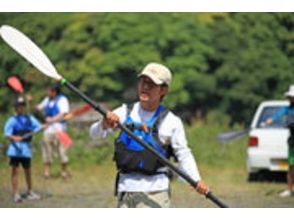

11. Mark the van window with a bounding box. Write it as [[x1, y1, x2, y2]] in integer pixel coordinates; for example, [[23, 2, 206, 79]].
[[256, 106, 287, 128]]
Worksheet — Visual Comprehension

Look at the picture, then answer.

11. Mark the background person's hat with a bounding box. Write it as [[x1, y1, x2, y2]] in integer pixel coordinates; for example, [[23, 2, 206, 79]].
[[285, 85, 294, 97], [15, 96, 26, 106], [138, 63, 172, 86]]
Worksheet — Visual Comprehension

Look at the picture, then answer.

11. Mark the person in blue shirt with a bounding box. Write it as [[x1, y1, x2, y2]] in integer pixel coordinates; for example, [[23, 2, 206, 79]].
[[266, 85, 294, 197], [4, 97, 42, 203]]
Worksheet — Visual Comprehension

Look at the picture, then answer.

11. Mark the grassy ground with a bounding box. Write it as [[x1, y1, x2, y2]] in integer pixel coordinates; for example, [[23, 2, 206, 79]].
[[0, 121, 294, 208], [0, 161, 293, 208]]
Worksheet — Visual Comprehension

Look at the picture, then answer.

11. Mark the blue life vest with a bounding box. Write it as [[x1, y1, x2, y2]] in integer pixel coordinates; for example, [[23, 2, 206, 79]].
[[44, 94, 64, 117], [44, 94, 66, 125], [12, 115, 33, 142], [114, 104, 172, 175]]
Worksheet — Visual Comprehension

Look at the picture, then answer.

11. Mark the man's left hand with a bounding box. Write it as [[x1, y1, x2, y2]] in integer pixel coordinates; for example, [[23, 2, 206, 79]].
[[195, 180, 210, 195]]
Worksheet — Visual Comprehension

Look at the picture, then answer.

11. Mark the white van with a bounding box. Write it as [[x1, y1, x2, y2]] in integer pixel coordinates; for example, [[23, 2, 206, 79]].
[[247, 100, 289, 180]]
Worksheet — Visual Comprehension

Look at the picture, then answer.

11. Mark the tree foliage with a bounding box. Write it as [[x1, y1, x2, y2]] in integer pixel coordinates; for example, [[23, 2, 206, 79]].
[[0, 13, 293, 125]]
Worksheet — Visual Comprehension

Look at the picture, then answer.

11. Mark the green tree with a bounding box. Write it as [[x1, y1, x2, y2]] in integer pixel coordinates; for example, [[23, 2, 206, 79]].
[[210, 13, 294, 124]]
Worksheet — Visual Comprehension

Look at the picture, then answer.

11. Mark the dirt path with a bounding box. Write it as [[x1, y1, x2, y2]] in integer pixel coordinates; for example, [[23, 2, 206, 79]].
[[1, 163, 293, 208]]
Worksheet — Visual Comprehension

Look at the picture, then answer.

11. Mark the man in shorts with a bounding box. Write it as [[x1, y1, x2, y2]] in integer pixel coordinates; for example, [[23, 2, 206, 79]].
[[4, 97, 42, 202]]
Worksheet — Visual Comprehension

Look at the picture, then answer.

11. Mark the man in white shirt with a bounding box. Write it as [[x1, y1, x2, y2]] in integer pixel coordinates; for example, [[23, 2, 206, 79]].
[[90, 63, 209, 208], [36, 84, 70, 179]]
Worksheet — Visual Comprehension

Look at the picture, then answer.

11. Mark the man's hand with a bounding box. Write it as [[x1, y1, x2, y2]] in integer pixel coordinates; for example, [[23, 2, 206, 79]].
[[266, 118, 273, 125], [195, 180, 210, 195], [102, 111, 119, 129], [10, 135, 23, 142], [45, 117, 54, 123], [45, 112, 66, 124], [260, 118, 273, 128], [25, 94, 33, 103], [43, 123, 49, 129]]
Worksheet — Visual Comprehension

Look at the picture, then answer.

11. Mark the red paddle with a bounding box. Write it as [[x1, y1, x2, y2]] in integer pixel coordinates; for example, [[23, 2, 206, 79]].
[[7, 75, 24, 93]]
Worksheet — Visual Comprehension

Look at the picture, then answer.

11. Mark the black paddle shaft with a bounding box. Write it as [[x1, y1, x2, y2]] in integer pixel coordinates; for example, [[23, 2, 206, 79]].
[[62, 79, 229, 208]]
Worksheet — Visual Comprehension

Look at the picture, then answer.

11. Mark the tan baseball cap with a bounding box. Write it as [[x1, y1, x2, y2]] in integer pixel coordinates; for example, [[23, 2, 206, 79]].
[[138, 63, 172, 86], [285, 85, 294, 97]]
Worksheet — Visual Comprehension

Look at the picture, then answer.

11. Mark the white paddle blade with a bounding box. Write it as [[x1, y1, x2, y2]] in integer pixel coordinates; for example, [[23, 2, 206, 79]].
[[0, 25, 62, 80]]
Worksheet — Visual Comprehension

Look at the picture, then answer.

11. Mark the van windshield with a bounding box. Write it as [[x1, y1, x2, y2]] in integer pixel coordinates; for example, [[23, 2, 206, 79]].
[[256, 106, 288, 129]]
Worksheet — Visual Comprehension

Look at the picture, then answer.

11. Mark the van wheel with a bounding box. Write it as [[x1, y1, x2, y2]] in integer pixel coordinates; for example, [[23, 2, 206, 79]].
[[248, 172, 258, 182]]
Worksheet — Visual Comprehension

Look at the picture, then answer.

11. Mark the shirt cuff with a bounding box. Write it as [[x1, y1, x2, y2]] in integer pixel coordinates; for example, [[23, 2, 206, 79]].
[[89, 120, 110, 139]]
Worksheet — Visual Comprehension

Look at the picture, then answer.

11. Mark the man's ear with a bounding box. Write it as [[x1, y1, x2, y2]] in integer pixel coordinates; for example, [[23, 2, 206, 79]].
[[160, 85, 168, 96]]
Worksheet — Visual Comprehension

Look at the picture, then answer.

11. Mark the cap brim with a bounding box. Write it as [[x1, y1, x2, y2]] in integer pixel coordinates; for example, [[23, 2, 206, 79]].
[[137, 73, 164, 85], [15, 102, 26, 106]]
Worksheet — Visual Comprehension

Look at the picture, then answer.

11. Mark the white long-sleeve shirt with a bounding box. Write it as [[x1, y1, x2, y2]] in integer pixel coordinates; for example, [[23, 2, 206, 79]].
[[89, 102, 201, 192]]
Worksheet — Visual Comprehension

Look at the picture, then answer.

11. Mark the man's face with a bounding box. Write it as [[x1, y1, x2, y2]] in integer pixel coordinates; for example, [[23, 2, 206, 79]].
[[137, 76, 167, 104], [48, 88, 57, 99], [15, 104, 25, 114], [289, 97, 294, 104]]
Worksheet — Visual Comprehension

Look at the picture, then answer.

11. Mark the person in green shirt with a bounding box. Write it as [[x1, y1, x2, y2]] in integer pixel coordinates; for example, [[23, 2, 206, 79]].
[[266, 85, 294, 197]]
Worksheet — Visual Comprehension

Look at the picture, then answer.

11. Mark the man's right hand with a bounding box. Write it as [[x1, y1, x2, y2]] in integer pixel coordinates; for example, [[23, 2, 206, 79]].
[[266, 118, 273, 125], [10, 135, 23, 142], [102, 111, 119, 129], [25, 94, 33, 102]]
